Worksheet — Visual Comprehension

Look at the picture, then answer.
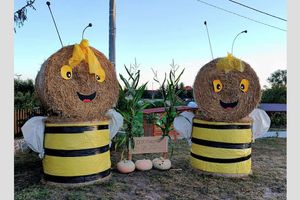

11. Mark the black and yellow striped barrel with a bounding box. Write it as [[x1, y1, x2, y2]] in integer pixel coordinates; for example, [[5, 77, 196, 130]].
[[190, 118, 252, 175], [43, 121, 111, 184]]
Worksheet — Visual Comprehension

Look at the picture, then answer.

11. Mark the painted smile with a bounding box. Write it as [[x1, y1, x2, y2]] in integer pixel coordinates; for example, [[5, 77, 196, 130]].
[[220, 100, 238, 109], [77, 92, 96, 103]]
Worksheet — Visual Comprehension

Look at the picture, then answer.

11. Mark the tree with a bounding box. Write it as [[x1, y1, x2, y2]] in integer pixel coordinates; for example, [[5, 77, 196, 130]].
[[261, 69, 287, 103], [14, 79, 40, 109], [267, 69, 287, 87], [14, 0, 36, 32]]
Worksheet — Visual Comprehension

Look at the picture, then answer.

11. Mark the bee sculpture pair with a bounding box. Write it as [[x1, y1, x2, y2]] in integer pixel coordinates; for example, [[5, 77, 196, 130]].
[[22, 2, 270, 187]]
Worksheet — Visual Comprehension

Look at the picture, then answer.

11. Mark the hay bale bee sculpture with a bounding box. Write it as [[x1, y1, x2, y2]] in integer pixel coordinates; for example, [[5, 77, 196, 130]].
[[174, 28, 270, 177], [21, 6, 122, 184], [22, 38, 122, 185]]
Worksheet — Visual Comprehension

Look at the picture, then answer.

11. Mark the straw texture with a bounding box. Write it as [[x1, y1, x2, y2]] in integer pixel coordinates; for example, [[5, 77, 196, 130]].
[[35, 45, 119, 122], [193, 58, 261, 122]]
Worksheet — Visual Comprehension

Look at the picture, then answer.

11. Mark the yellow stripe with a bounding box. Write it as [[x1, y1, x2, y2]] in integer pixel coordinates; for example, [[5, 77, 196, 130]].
[[43, 151, 111, 176], [44, 129, 109, 150], [192, 127, 252, 143], [191, 143, 251, 159], [190, 156, 251, 174], [193, 118, 250, 125], [45, 121, 109, 127]]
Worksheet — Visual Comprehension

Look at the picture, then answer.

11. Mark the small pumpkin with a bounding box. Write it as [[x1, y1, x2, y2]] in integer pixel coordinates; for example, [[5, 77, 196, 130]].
[[135, 159, 153, 171], [152, 157, 171, 170], [117, 160, 135, 173]]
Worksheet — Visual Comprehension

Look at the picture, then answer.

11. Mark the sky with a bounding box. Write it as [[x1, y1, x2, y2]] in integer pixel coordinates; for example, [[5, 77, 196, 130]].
[[14, 0, 287, 89]]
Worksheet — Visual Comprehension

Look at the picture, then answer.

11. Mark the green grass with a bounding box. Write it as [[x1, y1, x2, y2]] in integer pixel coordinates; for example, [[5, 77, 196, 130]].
[[15, 138, 286, 200]]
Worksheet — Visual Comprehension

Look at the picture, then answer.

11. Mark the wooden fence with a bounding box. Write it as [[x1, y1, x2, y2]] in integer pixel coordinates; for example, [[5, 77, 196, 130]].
[[14, 108, 44, 137]]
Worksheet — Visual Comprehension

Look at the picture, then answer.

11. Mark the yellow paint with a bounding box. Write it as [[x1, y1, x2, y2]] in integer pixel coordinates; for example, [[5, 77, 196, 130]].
[[240, 79, 249, 93], [43, 151, 111, 176], [60, 65, 73, 80], [44, 129, 109, 150], [213, 79, 223, 93], [191, 143, 251, 159], [190, 156, 251, 174], [191, 119, 252, 174], [192, 127, 252, 144], [43, 121, 111, 178]]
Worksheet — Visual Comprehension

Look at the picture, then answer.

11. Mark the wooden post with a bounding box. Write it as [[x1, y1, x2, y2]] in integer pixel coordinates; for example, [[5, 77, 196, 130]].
[[128, 152, 132, 161], [109, 0, 116, 67]]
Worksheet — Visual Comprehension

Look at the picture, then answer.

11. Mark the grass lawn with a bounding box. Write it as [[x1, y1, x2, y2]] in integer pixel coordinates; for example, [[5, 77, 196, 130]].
[[14, 138, 286, 200]]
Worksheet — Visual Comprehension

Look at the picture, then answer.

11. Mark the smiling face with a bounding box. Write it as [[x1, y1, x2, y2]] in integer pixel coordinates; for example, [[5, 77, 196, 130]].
[[35, 45, 119, 121], [193, 58, 261, 122]]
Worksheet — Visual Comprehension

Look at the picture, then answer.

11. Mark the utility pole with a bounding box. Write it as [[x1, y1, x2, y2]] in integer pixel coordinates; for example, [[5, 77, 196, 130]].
[[109, 0, 116, 67]]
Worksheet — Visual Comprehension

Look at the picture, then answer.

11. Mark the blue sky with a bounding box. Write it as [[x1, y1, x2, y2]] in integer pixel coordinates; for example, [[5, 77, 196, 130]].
[[14, 0, 287, 89]]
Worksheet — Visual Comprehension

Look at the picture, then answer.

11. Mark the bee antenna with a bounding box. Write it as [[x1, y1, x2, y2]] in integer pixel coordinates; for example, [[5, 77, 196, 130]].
[[204, 21, 214, 60], [46, 1, 64, 47], [231, 30, 247, 55], [82, 23, 93, 40]]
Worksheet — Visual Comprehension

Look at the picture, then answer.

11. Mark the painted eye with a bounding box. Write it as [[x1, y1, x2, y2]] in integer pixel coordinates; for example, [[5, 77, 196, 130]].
[[60, 65, 73, 80], [95, 68, 105, 83], [213, 79, 223, 93], [95, 74, 101, 81], [240, 79, 249, 93]]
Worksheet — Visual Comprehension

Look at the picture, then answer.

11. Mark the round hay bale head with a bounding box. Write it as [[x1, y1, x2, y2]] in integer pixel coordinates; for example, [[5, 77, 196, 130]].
[[35, 45, 119, 121], [193, 58, 261, 122]]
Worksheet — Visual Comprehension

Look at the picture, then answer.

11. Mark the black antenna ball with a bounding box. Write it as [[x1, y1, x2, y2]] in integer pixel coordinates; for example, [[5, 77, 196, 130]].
[[46, 1, 50, 6], [82, 23, 93, 40], [244, 30, 248, 33], [204, 21, 207, 25]]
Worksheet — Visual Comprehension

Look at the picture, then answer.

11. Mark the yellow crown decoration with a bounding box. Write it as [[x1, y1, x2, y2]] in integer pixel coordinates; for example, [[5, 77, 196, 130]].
[[216, 53, 245, 74]]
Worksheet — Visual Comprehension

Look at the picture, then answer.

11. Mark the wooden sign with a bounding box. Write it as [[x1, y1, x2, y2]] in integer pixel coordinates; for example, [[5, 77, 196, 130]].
[[129, 136, 168, 155]]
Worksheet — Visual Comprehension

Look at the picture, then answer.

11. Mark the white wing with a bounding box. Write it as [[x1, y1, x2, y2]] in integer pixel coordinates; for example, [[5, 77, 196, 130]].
[[106, 109, 124, 143], [249, 108, 271, 140], [21, 116, 47, 158], [174, 111, 195, 145]]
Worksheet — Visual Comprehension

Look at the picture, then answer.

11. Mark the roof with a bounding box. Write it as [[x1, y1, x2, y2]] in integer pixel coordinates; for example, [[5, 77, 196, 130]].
[[258, 103, 286, 112], [143, 106, 197, 114]]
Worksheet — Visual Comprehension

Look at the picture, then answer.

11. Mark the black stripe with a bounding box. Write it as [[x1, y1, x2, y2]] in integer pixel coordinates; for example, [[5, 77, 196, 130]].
[[192, 138, 251, 149], [193, 122, 251, 129], [45, 125, 109, 134], [44, 168, 111, 183], [44, 145, 109, 157], [191, 152, 251, 163]]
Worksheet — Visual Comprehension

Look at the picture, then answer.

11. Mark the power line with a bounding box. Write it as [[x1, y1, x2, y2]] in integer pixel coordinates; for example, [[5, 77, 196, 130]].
[[228, 0, 286, 22], [196, 0, 286, 32]]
